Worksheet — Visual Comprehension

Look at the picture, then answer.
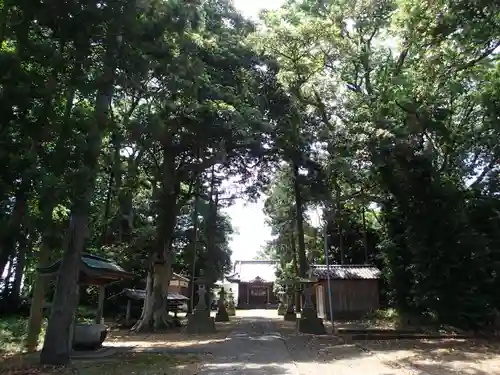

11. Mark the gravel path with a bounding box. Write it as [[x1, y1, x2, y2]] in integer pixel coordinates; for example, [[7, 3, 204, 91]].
[[198, 316, 298, 375], [198, 310, 500, 375], [197, 310, 403, 375]]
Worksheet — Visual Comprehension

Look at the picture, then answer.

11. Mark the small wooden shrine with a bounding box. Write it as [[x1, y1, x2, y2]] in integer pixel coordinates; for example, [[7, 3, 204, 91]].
[[38, 253, 133, 350]]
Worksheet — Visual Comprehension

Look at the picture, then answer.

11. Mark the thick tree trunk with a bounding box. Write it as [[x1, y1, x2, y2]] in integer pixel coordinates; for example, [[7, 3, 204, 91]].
[[132, 140, 178, 331], [40, 11, 117, 362], [132, 262, 173, 331], [40, 214, 87, 365]]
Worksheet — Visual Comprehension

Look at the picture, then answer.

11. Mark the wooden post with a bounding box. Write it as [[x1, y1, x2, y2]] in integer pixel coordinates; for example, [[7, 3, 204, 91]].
[[125, 300, 131, 326], [247, 285, 250, 305], [266, 286, 270, 304], [95, 285, 105, 324], [68, 285, 80, 352]]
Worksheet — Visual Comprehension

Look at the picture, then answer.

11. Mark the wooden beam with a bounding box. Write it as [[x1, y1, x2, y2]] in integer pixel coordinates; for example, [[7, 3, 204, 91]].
[[125, 300, 131, 326], [95, 286, 105, 324], [68, 285, 80, 351]]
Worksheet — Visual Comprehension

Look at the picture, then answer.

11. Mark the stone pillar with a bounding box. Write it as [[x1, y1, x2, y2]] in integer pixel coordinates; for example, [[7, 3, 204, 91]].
[[125, 300, 131, 326], [185, 278, 216, 334], [95, 285, 105, 324], [301, 284, 315, 317], [195, 284, 208, 312], [284, 285, 296, 321], [297, 282, 325, 334], [277, 291, 286, 315], [69, 285, 80, 351], [215, 288, 229, 322]]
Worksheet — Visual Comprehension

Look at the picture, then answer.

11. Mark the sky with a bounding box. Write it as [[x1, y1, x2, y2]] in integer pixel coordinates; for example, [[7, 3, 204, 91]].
[[221, 0, 285, 263], [232, 0, 284, 21]]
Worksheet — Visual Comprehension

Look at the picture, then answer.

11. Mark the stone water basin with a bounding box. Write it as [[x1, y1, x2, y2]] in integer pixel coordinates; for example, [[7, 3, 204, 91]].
[[73, 323, 108, 350]]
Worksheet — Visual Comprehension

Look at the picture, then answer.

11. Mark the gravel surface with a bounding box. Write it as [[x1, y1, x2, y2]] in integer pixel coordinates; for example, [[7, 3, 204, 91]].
[[196, 310, 500, 375]]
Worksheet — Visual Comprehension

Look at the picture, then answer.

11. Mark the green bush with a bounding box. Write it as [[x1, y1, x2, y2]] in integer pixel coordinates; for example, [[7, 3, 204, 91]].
[[0, 316, 47, 354]]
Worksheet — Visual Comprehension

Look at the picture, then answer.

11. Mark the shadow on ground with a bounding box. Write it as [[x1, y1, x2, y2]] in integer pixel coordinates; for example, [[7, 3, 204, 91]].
[[3, 311, 498, 375], [199, 364, 295, 375]]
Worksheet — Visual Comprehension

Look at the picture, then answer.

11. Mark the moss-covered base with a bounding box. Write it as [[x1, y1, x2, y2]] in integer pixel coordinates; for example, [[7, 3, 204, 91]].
[[277, 303, 286, 316], [284, 311, 297, 321], [185, 312, 216, 334], [215, 309, 230, 322], [296, 316, 326, 334]]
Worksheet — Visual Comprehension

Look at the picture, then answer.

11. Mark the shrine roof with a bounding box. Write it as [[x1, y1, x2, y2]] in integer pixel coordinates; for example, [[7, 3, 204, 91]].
[[309, 264, 381, 280], [226, 260, 278, 283], [38, 253, 133, 285]]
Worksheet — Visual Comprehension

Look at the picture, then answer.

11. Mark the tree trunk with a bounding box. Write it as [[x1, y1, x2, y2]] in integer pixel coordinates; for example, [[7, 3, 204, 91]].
[[40, 214, 87, 365], [361, 193, 369, 264], [131, 261, 173, 331], [292, 163, 307, 277], [335, 183, 344, 264], [25, 201, 56, 352], [11, 230, 28, 304], [101, 164, 115, 246], [2, 254, 14, 300], [188, 178, 200, 314], [132, 139, 179, 331], [291, 232, 301, 312], [0, 184, 29, 282], [40, 9, 117, 362]]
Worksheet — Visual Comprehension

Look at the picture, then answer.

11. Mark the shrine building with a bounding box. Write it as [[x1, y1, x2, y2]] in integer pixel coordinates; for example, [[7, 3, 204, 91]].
[[226, 260, 279, 309]]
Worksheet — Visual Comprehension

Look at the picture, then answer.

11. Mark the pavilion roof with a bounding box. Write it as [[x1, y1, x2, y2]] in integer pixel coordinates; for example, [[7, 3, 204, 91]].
[[38, 253, 134, 285]]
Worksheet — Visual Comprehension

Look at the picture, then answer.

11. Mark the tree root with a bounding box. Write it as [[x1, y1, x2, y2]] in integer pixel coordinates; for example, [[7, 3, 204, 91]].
[[130, 311, 177, 333]]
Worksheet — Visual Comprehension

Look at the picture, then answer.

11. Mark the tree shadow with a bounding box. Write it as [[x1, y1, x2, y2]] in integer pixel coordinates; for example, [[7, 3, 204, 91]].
[[392, 357, 493, 375], [94, 315, 500, 375], [199, 363, 295, 374], [284, 334, 500, 374]]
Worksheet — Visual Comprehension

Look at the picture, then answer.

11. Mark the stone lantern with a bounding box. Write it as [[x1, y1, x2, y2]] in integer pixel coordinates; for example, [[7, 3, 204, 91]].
[[185, 273, 216, 333], [283, 279, 297, 322], [215, 287, 229, 322], [296, 278, 325, 334], [277, 290, 286, 316]]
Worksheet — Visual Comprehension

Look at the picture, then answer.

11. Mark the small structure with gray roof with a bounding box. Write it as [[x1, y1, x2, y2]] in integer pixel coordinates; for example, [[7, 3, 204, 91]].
[[308, 264, 381, 319], [226, 260, 279, 309]]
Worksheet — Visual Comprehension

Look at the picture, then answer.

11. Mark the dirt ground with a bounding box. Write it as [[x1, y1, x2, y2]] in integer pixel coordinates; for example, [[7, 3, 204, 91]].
[[106, 314, 240, 351], [249, 309, 500, 375], [3, 310, 500, 375]]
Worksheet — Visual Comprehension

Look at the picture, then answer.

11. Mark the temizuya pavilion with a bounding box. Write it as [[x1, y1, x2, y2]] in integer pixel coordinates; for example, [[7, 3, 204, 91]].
[[39, 253, 133, 349]]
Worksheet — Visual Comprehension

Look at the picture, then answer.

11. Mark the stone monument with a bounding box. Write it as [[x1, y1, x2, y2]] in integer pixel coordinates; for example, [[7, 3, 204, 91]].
[[215, 287, 229, 322], [296, 279, 325, 334], [185, 274, 216, 334], [226, 288, 236, 316], [277, 290, 286, 316], [283, 281, 297, 322]]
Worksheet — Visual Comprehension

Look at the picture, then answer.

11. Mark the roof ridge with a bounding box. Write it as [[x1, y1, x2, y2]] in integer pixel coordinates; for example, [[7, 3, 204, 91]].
[[311, 264, 377, 268]]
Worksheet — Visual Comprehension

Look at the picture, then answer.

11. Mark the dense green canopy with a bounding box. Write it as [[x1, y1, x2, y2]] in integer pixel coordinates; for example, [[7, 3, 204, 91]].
[[0, 0, 499, 365]]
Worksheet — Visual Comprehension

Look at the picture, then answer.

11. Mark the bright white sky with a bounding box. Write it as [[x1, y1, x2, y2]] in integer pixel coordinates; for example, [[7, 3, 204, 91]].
[[233, 0, 284, 21], [222, 0, 285, 262]]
